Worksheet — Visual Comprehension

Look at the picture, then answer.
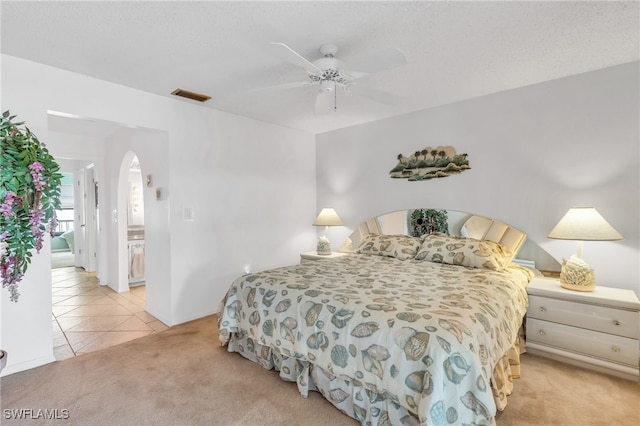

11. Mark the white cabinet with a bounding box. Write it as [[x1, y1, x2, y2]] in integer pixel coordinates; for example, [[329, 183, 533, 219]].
[[526, 277, 640, 380]]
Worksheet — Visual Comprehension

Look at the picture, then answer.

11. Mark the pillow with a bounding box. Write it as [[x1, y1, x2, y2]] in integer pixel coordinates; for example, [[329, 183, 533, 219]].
[[415, 233, 512, 270], [355, 234, 422, 260], [61, 230, 75, 254], [338, 237, 354, 253], [50, 236, 69, 252]]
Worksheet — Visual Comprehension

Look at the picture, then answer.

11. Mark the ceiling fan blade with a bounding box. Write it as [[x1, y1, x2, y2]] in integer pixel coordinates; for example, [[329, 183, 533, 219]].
[[349, 47, 408, 74], [268, 42, 322, 73], [314, 91, 335, 114], [349, 84, 402, 105], [245, 81, 310, 94]]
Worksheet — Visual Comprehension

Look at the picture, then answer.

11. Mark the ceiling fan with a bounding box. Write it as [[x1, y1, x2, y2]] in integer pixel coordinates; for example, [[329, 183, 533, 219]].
[[261, 42, 408, 114]]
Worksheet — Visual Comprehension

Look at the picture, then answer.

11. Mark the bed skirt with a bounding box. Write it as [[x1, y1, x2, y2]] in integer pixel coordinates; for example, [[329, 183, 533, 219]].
[[222, 328, 523, 425]]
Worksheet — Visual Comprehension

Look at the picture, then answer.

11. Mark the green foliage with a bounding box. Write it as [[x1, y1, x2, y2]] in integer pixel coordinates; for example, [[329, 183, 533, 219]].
[[409, 209, 449, 237], [1, 111, 63, 301]]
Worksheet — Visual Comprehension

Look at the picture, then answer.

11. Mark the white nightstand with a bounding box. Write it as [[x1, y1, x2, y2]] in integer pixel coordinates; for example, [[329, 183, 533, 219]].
[[526, 277, 640, 380], [300, 251, 349, 264]]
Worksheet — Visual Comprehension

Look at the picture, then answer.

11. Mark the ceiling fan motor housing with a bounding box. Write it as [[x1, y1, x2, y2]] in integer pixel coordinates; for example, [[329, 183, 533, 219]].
[[319, 43, 338, 57], [312, 57, 345, 72], [310, 57, 350, 89]]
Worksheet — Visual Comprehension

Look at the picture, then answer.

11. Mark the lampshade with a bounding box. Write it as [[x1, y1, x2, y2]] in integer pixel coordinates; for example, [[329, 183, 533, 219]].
[[312, 208, 343, 255], [312, 208, 344, 227], [547, 207, 623, 241], [547, 207, 622, 292]]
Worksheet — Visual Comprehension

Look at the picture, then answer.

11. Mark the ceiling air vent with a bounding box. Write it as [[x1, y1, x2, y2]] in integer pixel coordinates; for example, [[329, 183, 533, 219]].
[[171, 88, 211, 103]]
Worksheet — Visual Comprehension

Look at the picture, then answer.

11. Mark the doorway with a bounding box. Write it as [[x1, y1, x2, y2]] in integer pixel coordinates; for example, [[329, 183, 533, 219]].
[[50, 172, 75, 269], [45, 111, 172, 327], [50, 153, 164, 361], [126, 155, 145, 288]]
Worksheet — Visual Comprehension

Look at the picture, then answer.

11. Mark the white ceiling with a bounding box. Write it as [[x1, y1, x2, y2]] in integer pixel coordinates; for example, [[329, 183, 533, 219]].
[[1, 1, 638, 135]]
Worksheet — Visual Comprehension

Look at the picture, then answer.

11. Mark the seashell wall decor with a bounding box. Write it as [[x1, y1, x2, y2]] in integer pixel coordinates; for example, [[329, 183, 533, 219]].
[[390, 145, 470, 181]]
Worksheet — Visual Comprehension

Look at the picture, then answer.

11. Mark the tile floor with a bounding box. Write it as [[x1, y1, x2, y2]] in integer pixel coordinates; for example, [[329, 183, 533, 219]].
[[52, 266, 168, 361]]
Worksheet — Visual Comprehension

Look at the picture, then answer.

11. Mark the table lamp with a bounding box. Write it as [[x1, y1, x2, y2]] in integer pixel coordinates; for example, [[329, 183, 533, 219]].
[[312, 208, 343, 255], [547, 207, 623, 291]]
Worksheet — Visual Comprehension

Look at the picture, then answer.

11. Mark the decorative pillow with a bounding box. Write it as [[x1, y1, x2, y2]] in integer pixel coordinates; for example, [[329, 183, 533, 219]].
[[355, 234, 422, 260], [61, 230, 75, 254], [415, 233, 512, 270], [338, 237, 354, 253]]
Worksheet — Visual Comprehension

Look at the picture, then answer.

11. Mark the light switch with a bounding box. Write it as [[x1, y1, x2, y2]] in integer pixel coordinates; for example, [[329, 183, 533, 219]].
[[183, 207, 194, 222]]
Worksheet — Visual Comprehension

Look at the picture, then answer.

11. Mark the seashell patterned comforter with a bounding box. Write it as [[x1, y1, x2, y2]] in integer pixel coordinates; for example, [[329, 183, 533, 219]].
[[218, 254, 532, 425]]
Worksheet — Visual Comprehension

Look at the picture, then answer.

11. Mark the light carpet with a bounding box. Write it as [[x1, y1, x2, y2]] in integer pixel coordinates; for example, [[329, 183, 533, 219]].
[[1, 315, 638, 425]]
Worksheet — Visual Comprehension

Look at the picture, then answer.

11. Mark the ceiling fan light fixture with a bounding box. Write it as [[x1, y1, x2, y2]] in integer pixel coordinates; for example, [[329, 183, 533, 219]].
[[319, 80, 335, 93]]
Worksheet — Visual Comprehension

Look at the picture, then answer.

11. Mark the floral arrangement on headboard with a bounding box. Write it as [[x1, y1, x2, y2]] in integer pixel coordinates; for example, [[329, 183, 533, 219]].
[[409, 209, 448, 237]]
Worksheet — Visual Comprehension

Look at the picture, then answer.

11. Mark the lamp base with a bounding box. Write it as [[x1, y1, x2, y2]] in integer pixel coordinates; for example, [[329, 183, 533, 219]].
[[316, 236, 331, 255], [559, 255, 595, 292]]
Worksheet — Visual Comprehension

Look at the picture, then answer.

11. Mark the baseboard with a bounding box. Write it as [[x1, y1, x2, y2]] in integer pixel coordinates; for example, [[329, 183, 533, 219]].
[[144, 306, 172, 327], [171, 308, 218, 327], [0, 353, 56, 378]]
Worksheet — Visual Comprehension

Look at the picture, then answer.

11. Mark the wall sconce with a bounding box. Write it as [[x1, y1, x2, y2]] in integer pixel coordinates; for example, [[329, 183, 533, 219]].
[[312, 208, 344, 255], [547, 207, 623, 291]]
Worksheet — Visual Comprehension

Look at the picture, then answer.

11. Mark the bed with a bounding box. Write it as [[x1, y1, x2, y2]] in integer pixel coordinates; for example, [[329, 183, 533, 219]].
[[218, 213, 536, 425]]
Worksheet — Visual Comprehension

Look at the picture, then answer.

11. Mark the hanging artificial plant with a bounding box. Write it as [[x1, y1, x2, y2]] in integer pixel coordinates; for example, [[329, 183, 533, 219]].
[[1, 111, 62, 302]]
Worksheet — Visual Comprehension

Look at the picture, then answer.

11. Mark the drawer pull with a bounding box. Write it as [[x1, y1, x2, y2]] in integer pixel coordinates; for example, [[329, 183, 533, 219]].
[[539, 306, 547, 312], [538, 330, 546, 336], [612, 320, 621, 326], [612, 346, 621, 353]]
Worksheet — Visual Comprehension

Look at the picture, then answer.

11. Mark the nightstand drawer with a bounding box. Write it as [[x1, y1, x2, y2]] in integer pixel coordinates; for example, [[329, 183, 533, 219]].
[[527, 318, 638, 366], [528, 295, 639, 339]]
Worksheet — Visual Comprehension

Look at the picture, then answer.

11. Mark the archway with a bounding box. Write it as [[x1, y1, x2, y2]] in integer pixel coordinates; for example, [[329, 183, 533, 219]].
[[116, 151, 146, 293]]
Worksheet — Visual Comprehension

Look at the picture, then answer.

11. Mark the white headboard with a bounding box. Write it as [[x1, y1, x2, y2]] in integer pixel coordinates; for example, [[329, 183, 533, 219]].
[[343, 209, 560, 270], [346, 211, 527, 258], [460, 215, 527, 257]]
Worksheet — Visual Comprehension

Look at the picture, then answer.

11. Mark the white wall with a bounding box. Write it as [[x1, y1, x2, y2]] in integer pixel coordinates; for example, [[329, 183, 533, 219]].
[[101, 129, 172, 321], [166, 108, 317, 323], [317, 62, 639, 295], [0, 239, 55, 376], [1, 54, 316, 374]]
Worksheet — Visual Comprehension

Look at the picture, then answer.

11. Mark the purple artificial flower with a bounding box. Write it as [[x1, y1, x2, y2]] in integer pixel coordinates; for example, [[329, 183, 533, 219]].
[[29, 208, 45, 226], [29, 162, 46, 191], [0, 192, 18, 220], [28, 162, 44, 172], [34, 231, 44, 252], [48, 213, 58, 238], [28, 209, 46, 253], [0, 204, 11, 220], [1, 255, 21, 287]]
